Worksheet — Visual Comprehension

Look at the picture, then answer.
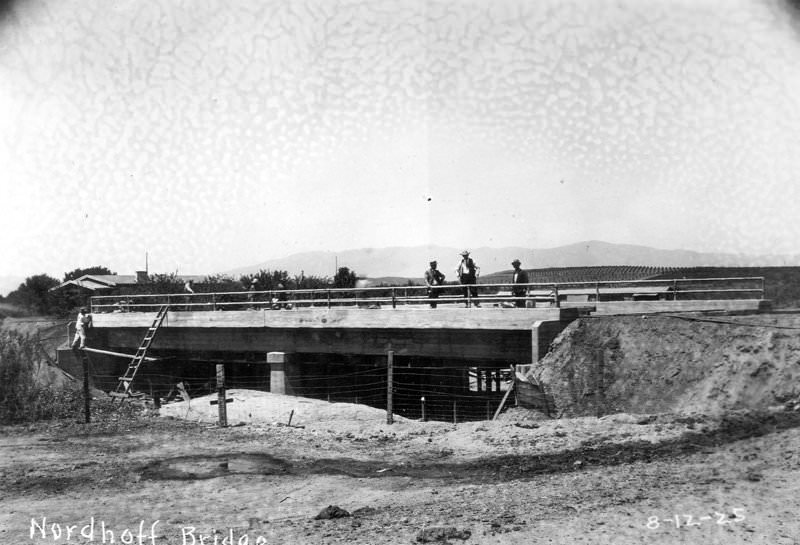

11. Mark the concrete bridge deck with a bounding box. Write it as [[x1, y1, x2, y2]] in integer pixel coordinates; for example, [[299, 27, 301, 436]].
[[92, 307, 578, 362]]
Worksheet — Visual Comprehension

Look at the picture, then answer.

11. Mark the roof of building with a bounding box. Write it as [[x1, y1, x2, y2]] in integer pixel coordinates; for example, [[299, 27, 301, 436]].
[[51, 274, 206, 292]]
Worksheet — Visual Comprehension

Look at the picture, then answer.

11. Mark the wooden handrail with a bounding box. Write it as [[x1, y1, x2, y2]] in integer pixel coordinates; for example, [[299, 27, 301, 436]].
[[90, 276, 766, 312]]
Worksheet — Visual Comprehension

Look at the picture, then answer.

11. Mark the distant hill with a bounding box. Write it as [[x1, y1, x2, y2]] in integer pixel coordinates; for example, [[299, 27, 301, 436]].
[[224, 241, 800, 279]]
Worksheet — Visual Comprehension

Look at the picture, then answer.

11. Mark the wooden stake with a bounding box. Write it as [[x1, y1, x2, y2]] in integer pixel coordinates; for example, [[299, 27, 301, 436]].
[[492, 380, 515, 421], [216, 364, 227, 427]]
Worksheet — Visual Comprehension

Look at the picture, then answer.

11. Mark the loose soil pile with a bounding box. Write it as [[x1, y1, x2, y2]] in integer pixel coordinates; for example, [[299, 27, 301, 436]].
[[532, 313, 800, 417]]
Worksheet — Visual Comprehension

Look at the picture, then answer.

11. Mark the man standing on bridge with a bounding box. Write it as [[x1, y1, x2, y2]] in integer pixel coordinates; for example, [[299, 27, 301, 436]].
[[456, 250, 480, 307], [511, 259, 529, 307], [424, 260, 446, 308], [71, 307, 92, 350]]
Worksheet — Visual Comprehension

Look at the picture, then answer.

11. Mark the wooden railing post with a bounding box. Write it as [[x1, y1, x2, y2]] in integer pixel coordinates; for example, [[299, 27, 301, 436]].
[[391, 288, 396, 309]]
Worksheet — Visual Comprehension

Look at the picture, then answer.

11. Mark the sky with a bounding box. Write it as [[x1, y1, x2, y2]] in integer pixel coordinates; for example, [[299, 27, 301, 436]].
[[1, 0, 800, 280]]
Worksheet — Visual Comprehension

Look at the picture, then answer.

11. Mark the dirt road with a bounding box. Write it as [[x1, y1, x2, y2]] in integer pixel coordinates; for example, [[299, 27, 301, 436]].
[[3, 405, 800, 545]]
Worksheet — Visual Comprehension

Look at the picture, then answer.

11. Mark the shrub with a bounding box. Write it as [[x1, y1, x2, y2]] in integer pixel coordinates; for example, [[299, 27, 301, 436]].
[[0, 331, 84, 424]]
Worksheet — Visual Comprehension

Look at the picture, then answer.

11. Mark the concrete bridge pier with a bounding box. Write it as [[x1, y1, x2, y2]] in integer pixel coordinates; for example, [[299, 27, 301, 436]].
[[267, 352, 297, 395]]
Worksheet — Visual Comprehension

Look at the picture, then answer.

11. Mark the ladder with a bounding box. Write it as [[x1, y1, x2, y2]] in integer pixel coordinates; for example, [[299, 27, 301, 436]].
[[111, 305, 169, 401]]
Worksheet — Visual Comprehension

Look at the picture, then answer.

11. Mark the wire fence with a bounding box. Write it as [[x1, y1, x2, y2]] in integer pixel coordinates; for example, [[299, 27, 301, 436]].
[[81, 353, 514, 423]]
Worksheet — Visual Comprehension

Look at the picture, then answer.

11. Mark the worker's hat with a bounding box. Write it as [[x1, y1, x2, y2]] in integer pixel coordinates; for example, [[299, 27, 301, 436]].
[[429, 259, 437, 265], [460, 250, 470, 256], [80, 307, 88, 312], [511, 259, 521, 266]]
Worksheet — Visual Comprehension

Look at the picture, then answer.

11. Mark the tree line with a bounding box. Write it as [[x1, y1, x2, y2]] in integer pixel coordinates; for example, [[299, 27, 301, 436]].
[[0, 266, 359, 318]]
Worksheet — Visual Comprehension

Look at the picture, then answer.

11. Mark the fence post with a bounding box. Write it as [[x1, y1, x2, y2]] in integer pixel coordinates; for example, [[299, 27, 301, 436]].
[[453, 400, 457, 424], [421, 396, 426, 422], [761, 277, 765, 300], [392, 288, 396, 309], [216, 364, 227, 427], [673, 279, 678, 301], [386, 350, 394, 425], [212, 293, 217, 311], [553, 284, 559, 307], [82, 351, 91, 424], [327, 290, 331, 309]]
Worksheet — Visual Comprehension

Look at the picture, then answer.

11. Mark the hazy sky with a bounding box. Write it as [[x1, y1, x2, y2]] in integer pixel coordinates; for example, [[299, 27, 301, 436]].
[[2, 0, 800, 279]]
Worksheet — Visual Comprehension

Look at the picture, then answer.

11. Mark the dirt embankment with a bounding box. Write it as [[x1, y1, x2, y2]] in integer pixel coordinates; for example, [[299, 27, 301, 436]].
[[532, 313, 800, 417]]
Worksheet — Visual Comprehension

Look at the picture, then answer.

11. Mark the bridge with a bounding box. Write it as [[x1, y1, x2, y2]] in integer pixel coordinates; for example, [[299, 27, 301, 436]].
[[58, 276, 769, 421]]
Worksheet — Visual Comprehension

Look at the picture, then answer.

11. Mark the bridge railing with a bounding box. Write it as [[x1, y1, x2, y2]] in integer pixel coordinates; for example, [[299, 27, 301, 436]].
[[89, 276, 765, 313]]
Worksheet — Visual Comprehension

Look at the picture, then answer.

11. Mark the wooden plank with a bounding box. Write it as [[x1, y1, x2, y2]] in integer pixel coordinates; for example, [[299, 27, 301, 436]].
[[82, 347, 162, 361], [590, 299, 767, 315], [108, 391, 144, 399], [492, 380, 515, 420]]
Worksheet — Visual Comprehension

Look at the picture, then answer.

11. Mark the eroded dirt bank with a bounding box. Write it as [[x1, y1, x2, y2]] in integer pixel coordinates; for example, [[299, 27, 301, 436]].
[[532, 313, 800, 417]]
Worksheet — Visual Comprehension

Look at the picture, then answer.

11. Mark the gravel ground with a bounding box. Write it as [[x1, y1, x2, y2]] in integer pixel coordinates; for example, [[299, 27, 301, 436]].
[[2, 400, 800, 545]]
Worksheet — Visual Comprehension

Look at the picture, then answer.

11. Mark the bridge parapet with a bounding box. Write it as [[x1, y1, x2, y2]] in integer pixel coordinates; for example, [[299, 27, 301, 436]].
[[89, 276, 766, 314]]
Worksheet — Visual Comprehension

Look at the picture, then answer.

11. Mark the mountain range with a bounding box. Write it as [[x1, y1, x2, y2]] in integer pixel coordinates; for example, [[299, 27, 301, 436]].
[[225, 241, 800, 279]]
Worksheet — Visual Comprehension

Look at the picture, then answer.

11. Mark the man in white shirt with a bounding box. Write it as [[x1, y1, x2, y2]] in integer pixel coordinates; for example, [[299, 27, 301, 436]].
[[71, 307, 92, 350], [456, 250, 480, 307]]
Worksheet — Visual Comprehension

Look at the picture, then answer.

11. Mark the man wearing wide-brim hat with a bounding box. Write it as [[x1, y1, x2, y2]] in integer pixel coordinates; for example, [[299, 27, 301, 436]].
[[511, 259, 529, 308], [456, 250, 480, 307]]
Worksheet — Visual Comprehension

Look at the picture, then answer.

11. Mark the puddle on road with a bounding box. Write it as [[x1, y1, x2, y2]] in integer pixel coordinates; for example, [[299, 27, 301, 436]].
[[139, 454, 459, 482], [140, 454, 290, 480]]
